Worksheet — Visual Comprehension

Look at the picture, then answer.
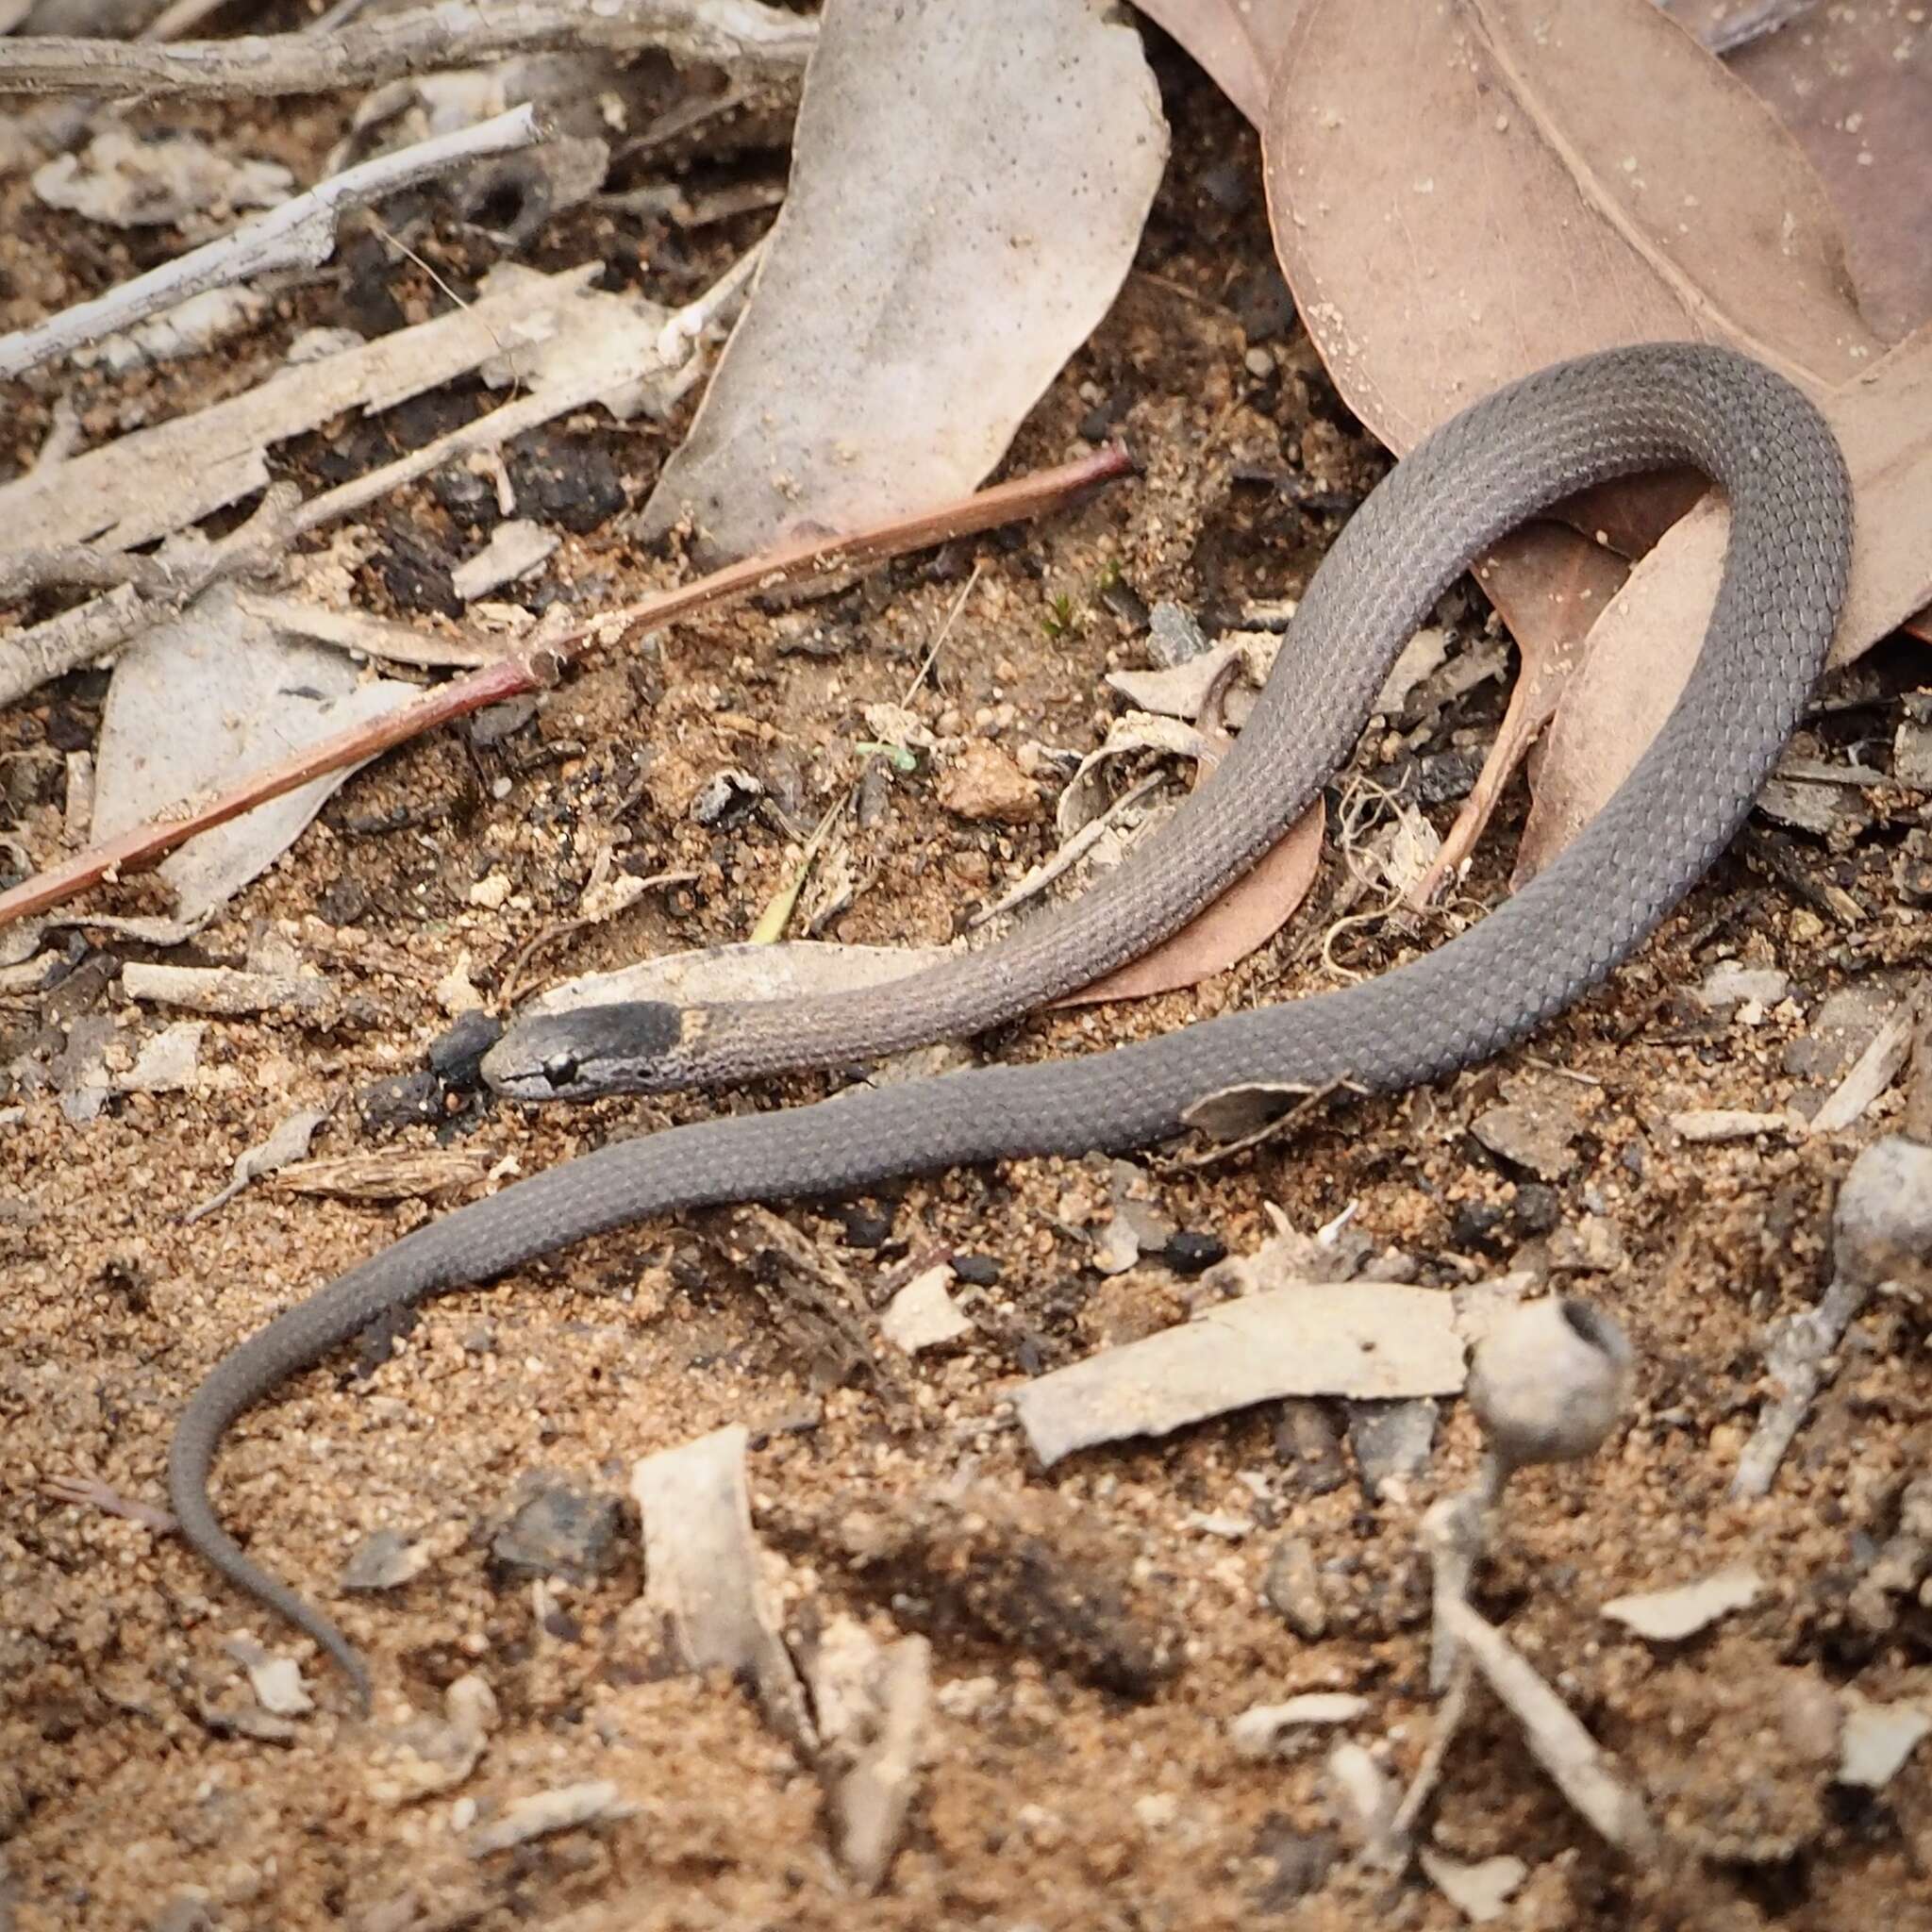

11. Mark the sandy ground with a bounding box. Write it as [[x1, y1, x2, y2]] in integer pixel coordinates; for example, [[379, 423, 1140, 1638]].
[[4, 45, 1932, 1932]]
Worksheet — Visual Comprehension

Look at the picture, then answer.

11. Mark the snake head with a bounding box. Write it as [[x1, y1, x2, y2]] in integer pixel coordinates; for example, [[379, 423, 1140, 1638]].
[[482, 1001, 691, 1100]]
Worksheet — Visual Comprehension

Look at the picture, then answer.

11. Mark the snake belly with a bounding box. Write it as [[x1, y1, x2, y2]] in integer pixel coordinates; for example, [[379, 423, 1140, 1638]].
[[168, 344, 1852, 1704]]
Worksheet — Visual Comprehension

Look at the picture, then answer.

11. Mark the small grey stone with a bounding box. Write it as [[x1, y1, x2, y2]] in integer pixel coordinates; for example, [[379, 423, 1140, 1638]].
[[491, 1476, 625, 1583], [691, 768, 763, 827], [1145, 600, 1209, 668], [1346, 1399, 1438, 1498], [1473, 1103, 1580, 1182], [1262, 1536, 1329, 1641], [468, 695, 540, 747], [1698, 962, 1790, 1009], [1892, 712, 1932, 790], [1783, 984, 1898, 1082], [1833, 1137, 1932, 1293], [1274, 1400, 1348, 1495], [341, 1529, 428, 1592]]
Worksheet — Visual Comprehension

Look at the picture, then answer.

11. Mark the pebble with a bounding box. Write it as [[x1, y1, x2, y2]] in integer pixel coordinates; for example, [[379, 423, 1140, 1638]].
[[490, 1476, 624, 1582], [1548, 1214, 1625, 1273], [1347, 1399, 1438, 1498], [1838, 1698, 1931, 1790], [1164, 1229, 1226, 1274], [341, 1528, 430, 1592], [1698, 961, 1790, 1009], [1262, 1536, 1330, 1641], [950, 1253, 1001, 1286], [1783, 983, 1898, 1083], [840, 1204, 893, 1249], [935, 741, 1041, 823], [1274, 1400, 1348, 1495], [880, 1265, 973, 1354], [357, 1070, 442, 1135], [1146, 599, 1210, 667], [1832, 1135, 1932, 1291], [1893, 705, 1932, 788], [1472, 1101, 1581, 1182]]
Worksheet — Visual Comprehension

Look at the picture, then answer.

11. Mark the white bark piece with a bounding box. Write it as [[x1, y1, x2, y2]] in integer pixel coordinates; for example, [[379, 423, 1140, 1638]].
[[629, 1424, 815, 1751], [451, 519, 558, 601], [639, 0, 1167, 558], [91, 583, 416, 928], [1669, 1108, 1795, 1144], [1438, 1595, 1657, 1857], [466, 1780, 628, 1856], [0, 0, 815, 100], [880, 1265, 973, 1354], [1417, 1848, 1528, 1925], [122, 961, 336, 1020], [1229, 1693, 1368, 1759], [0, 258, 592, 551], [829, 1634, 932, 1892], [0, 105, 541, 381], [34, 129, 292, 230], [115, 1022, 205, 1093], [1012, 1281, 1467, 1469], [1837, 1697, 1931, 1790], [73, 286, 266, 375], [1601, 1567, 1763, 1641]]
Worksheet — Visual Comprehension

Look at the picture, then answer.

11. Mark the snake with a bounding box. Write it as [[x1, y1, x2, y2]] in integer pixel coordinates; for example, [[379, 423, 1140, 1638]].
[[167, 344, 1851, 1707]]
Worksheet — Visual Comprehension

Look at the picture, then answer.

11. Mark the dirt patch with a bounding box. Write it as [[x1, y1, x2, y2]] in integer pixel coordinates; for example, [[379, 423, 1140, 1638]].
[[4, 54, 1931, 1932]]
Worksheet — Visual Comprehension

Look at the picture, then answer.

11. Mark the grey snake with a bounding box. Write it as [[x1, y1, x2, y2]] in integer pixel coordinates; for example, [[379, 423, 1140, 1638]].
[[167, 343, 1853, 1706]]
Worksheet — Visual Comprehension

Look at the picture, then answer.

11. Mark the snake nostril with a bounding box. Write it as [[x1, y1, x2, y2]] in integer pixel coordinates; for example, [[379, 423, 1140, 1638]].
[[541, 1051, 579, 1089]]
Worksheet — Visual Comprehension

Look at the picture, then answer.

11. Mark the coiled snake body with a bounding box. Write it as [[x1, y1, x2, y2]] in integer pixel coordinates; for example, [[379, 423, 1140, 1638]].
[[168, 345, 1852, 1705]]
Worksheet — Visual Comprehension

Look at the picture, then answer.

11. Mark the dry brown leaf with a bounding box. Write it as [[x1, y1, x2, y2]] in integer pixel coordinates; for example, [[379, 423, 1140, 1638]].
[[1406, 522, 1628, 903], [1516, 321, 1932, 877], [1131, 0, 1301, 126], [1266, 0, 1882, 429], [1264, 0, 1928, 887], [1057, 799, 1324, 1008], [1672, 0, 1932, 342]]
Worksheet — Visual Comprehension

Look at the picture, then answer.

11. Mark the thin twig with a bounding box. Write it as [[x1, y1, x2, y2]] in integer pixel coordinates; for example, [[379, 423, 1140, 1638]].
[[0, 0, 815, 99], [0, 104, 542, 382], [0, 445, 1134, 932]]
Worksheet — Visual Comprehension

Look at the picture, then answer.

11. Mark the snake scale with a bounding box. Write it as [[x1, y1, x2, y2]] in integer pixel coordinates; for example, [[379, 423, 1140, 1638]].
[[167, 344, 1852, 1706]]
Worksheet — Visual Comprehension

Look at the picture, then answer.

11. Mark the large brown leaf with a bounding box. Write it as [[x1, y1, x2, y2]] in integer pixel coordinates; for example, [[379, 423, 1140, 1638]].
[[1131, 0, 1302, 125], [1515, 320, 1932, 876], [1264, 0, 1882, 435], [1262, 0, 1927, 885], [1670, 0, 1932, 342]]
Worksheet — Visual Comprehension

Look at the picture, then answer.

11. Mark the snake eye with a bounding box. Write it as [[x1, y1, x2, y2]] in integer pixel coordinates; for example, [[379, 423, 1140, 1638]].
[[541, 1050, 579, 1089]]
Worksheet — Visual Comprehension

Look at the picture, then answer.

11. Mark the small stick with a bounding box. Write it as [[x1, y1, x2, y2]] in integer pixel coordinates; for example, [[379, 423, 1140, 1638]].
[[0, 443, 1133, 932], [0, 104, 542, 382], [0, 0, 815, 100]]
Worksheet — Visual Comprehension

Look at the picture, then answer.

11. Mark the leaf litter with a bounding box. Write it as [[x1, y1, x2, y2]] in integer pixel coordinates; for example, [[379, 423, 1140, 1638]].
[[5, 0, 1932, 1922]]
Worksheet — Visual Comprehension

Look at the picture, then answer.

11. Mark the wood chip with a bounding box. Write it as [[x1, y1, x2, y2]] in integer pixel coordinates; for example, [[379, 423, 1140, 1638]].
[[628, 1424, 814, 1752], [1601, 1567, 1763, 1641], [1012, 1281, 1466, 1469]]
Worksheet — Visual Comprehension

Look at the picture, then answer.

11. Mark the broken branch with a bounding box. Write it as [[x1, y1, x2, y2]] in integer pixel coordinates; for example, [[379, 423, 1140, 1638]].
[[0, 0, 815, 100], [0, 104, 541, 382]]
